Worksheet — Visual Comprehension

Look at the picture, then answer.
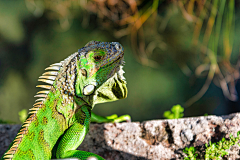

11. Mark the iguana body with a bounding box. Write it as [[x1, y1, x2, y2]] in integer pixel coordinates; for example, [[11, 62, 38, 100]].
[[1, 41, 129, 160]]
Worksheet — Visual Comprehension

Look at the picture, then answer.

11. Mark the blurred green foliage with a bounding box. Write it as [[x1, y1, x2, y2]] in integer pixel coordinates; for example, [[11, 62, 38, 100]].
[[18, 109, 28, 123], [163, 104, 184, 119], [0, 119, 10, 124], [0, 0, 240, 123]]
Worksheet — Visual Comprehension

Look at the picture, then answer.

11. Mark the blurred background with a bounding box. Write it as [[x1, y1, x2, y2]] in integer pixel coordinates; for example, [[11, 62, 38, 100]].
[[0, 0, 240, 123]]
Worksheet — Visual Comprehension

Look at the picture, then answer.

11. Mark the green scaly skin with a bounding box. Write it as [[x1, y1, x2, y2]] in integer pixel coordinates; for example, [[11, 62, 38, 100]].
[[1, 41, 130, 160]]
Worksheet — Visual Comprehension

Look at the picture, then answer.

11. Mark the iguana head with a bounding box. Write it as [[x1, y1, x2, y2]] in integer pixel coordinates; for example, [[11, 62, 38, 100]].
[[75, 41, 127, 105]]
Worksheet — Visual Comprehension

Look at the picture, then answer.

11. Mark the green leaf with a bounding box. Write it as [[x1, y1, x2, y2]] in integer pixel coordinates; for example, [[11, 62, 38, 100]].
[[237, 131, 240, 136], [163, 104, 184, 119], [18, 109, 27, 123]]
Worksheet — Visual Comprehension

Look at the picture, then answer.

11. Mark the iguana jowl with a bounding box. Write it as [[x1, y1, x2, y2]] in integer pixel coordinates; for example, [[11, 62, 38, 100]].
[[1, 41, 130, 160]]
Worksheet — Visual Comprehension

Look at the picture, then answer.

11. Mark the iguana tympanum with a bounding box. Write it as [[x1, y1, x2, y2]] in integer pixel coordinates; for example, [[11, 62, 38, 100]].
[[1, 41, 130, 160]]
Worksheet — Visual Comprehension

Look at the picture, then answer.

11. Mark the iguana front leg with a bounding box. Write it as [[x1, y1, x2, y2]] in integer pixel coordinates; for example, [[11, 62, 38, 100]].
[[55, 105, 104, 160], [91, 112, 131, 123]]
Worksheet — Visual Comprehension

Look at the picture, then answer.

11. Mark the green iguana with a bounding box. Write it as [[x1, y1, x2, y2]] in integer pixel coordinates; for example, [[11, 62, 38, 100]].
[[1, 41, 130, 160]]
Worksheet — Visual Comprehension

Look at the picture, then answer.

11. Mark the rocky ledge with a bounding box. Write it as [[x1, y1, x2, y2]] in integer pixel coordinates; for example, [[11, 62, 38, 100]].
[[1, 113, 240, 159]]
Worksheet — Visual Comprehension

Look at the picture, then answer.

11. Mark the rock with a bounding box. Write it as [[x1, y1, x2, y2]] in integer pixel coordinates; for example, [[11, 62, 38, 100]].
[[1, 113, 240, 159]]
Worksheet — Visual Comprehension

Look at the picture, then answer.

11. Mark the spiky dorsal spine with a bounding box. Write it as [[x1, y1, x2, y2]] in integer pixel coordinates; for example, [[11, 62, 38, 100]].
[[3, 52, 79, 159]]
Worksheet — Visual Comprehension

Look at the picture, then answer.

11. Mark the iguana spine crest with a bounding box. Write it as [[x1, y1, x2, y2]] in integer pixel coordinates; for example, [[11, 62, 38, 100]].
[[3, 53, 77, 160]]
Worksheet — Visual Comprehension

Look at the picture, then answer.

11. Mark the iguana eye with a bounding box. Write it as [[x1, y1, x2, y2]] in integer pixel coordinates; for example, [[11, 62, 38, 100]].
[[93, 55, 102, 61], [81, 69, 87, 77]]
